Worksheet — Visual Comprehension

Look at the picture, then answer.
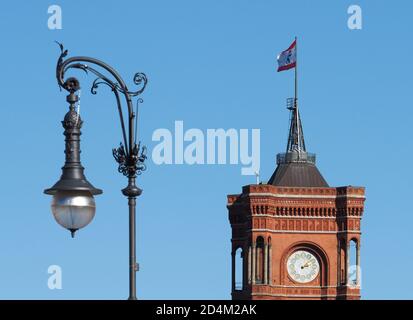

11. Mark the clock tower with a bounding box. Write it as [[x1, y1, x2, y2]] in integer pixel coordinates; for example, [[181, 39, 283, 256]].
[[227, 99, 365, 300]]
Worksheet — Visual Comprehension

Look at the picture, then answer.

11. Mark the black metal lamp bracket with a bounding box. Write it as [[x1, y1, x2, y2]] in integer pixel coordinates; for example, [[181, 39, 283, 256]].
[[55, 42, 148, 181]]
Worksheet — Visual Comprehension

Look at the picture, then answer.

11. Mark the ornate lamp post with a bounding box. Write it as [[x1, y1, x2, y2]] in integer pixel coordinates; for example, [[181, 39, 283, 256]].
[[44, 44, 148, 300]]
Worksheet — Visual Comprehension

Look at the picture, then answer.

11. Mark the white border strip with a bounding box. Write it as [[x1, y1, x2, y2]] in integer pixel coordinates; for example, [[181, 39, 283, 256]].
[[242, 192, 365, 199], [246, 214, 339, 219], [251, 228, 361, 234]]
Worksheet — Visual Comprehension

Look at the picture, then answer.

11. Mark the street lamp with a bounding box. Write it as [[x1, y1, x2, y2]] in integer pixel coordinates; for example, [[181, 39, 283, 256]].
[[44, 43, 148, 300]]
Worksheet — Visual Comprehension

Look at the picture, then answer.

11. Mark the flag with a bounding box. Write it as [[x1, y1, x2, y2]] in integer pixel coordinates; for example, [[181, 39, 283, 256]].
[[277, 40, 296, 72]]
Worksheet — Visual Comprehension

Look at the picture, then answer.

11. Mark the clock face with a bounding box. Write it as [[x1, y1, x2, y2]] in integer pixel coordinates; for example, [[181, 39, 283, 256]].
[[287, 250, 320, 283]]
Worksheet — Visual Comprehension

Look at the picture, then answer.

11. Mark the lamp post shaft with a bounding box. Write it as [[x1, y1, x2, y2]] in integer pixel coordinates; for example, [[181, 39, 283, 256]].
[[128, 194, 137, 300], [122, 176, 142, 300]]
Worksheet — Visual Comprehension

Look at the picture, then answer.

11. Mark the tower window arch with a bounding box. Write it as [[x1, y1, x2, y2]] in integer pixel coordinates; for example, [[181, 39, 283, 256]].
[[349, 239, 359, 286], [235, 247, 243, 290], [255, 236, 265, 284]]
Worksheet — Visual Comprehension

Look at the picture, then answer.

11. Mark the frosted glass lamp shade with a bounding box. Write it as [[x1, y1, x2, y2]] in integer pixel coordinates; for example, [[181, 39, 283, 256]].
[[51, 190, 96, 237]]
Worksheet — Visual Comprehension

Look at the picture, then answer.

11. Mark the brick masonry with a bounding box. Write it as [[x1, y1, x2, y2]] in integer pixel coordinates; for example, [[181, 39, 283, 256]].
[[227, 184, 365, 300]]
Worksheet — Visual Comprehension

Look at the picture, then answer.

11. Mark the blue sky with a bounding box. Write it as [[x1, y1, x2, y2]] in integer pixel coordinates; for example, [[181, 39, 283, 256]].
[[0, 0, 411, 299]]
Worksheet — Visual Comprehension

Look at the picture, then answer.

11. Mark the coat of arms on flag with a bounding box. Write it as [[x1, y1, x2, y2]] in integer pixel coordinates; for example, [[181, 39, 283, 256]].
[[277, 39, 297, 72]]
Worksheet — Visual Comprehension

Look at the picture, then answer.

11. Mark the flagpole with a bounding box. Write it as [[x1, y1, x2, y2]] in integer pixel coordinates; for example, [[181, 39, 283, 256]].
[[294, 36, 298, 107], [294, 36, 300, 152]]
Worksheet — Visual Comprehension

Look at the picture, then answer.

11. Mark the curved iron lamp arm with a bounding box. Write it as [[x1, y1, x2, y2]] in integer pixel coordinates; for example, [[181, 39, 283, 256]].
[[55, 43, 148, 177]]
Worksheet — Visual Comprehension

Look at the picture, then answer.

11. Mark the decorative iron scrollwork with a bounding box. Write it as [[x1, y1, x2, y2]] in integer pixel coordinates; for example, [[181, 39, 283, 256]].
[[56, 43, 148, 179], [113, 142, 147, 177]]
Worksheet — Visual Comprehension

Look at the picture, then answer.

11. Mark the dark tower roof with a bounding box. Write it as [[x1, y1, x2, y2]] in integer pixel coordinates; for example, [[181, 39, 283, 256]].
[[268, 98, 328, 187]]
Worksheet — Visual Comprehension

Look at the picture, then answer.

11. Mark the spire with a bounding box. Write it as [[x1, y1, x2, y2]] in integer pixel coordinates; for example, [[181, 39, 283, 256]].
[[286, 98, 306, 154], [267, 98, 329, 187], [277, 97, 312, 164]]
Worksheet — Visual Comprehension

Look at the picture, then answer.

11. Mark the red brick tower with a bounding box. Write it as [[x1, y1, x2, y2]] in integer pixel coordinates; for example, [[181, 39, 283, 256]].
[[227, 100, 365, 300]]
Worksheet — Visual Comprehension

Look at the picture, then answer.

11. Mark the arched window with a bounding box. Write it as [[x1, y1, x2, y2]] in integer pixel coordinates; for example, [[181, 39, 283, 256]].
[[235, 248, 243, 290], [349, 239, 358, 285], [267, 237, 272, 284], [340, 243, 346, 284], [255, 237, 265, 284]]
